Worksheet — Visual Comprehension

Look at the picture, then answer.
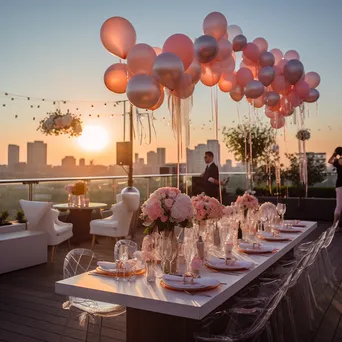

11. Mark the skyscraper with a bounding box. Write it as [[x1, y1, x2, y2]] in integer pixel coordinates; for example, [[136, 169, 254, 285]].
[[27, 141, 47, 167], [79, 158, 85, 166], [157, 148, 166, 167], [8, 144, 19, 167], [62, 156, 76, 167]]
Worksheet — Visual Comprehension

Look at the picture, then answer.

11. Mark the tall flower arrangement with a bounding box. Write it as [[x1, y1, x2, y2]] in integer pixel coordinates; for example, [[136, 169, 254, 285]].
[[38, 109, 82, 137], [236, 193, 259, 212], [140, 187, 193, 234], [191, 193, 224, 222]]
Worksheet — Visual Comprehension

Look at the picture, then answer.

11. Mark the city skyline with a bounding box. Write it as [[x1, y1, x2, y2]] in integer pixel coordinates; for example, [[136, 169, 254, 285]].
[[0, 1, 341, 167]]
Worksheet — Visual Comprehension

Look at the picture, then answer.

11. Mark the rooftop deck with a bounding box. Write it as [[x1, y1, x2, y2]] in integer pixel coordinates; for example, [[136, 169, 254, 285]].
[[0, 223, 341, 342]]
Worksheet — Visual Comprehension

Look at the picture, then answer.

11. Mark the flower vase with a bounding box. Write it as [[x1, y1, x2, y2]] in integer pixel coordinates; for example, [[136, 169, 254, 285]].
[[160, 229, 178, 274], [145, 261, 156, 282]]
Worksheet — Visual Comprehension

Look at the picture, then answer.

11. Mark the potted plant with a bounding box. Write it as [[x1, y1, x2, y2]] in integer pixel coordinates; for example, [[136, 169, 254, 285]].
[[16, 210, 27, 223], [0, 210, 12, 226]]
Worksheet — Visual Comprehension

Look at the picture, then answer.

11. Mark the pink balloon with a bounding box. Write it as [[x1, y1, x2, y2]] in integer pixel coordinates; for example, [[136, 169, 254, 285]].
[[211, 56, 235, 74], [295, 80, 310, 99], [230, 85, 244, 102], [236, 67, 254, 87], [200, 65, 221, 86], [305, 88, 320, 103], [265, 107, 276, 118], [243, 43, 260, 62], [271, 75, 291, 95], [127, 74, 161, 109], [153, 47, 162, 56], [254, 95, 265, 108], [219, 72, 237, 92], [270, 114, 285, 129], [203, 12, 228, 41], [216, 39, 233, 61], [163, 34, 194, 71], [269, 48, 283, 65], [242, 56, 255, 66], [287, 90, 302, 107], [245, 80, 264, 99], [284, 50, 300, 61], [100, 17, 136, 59], [273, 65, 282, 76], [277, 59, 288, 75], [304, 72, 321, 88], [259, 51, 275, 67], [153, 52, 184, 90], [253, 37, 268, 53], [149, 86, 165, 111], [222, 32, 228, 40], [194, 35, 219, 64], [258, 66, 275, 87], [127, 43, 156, 76], [279, 97, 294, 116], [264, 91, 280, 107], [173, 74, 195, 99], [227, 25, 243, 41], [104, 63, 128, 94], [283, 59, 304, 85], [185, 59, 201, 84]]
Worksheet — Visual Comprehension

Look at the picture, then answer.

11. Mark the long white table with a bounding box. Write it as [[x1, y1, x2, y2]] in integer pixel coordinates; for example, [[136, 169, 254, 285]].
[[55, 221, 318, 342]]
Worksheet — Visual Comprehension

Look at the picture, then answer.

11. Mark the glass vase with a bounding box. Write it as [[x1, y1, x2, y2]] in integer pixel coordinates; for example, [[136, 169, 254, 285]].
[[160, 229, 178, 274], [67, 193, 72, 206], [145, 261, 156, 282]]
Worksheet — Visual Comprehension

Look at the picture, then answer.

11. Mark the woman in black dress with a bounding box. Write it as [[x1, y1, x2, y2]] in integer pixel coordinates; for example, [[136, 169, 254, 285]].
[[328, 147, 342, 228]]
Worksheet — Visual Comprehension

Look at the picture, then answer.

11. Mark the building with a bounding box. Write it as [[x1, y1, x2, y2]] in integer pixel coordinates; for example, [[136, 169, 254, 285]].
[[297, 152, 327, 165], [62, 156, 76, 167], [27, 141, 47, 167], [222, 159, 233, 172], [79, 158, 85, 167], [147, 151, 158, 173], [8, 144, 19, 167], [157, 148, 166, 167]]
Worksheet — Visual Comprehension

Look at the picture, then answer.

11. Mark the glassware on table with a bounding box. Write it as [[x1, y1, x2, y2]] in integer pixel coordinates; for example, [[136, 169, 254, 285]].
[[117, 245, 129, 280], [145, 261, 156, 282], [183, 239, 195, 273], [276, 203, 286, 224]]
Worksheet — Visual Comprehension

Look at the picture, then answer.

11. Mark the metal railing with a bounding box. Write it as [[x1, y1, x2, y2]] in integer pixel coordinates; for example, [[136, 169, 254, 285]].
[[0, 172, 247, 218]]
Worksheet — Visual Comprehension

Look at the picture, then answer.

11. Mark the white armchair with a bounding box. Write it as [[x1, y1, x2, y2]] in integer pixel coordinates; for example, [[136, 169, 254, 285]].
[[19, 200, 73, 262], [90, 190, 140, 250]]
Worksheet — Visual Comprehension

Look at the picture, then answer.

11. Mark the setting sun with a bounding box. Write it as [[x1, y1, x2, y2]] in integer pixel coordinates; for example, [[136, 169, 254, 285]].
[[77, 125, 109, 151]]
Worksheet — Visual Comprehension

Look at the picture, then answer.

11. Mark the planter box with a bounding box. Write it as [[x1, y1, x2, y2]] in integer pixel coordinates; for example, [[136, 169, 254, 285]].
[[0, 221, 26, 234], [223, 194, 338, 223]]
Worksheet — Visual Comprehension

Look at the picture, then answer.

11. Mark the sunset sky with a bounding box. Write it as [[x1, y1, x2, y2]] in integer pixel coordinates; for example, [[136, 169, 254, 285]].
[[0, 0, 341, 167]]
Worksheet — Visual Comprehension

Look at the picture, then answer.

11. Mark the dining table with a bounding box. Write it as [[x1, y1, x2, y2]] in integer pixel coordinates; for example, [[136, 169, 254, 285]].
[[55, 220, 318, 342], [53, 202, 107, 244]]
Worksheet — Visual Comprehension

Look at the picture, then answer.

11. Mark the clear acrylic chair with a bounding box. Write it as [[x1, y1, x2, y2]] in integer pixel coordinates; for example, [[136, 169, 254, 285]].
[[61, 249, 126, 341], [114, 239, 138, 261]]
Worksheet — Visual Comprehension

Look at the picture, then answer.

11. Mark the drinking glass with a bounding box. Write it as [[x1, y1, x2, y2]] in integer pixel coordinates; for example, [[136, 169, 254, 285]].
[[276, 203, 286, 224], [118, 245, 129, 280], [184, 240, 195, 273]]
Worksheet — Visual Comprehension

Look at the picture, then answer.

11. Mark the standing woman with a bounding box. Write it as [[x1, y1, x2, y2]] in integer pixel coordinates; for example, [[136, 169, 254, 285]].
[[328, 147, 342, 228]]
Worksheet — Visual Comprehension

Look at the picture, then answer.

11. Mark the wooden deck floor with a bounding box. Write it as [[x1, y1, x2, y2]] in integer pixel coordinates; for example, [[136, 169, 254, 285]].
[[0, 223, 341, 342]]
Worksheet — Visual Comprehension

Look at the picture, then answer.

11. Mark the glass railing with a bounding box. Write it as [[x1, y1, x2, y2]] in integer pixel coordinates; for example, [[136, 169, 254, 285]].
[[0, 172, 246, 219]]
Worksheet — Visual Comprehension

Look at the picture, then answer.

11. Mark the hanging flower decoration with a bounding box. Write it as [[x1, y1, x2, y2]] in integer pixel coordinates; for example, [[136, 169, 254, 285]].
[[296, 129, 311, 141], [37, 109, 82, 137]]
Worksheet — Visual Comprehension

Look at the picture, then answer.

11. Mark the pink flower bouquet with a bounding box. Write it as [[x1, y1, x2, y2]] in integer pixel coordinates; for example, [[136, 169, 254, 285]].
[[191, 193, 224, 222], [140, 187, 193, 234], [236, 193, 259, 211]]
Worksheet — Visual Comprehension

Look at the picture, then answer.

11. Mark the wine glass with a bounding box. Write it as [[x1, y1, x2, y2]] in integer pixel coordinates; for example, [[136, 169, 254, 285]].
[[276, 203, 286, 224], [183, 239, 195, 273]]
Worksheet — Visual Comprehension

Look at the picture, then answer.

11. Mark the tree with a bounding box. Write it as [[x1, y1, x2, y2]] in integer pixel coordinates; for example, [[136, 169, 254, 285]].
[[283, 153, 327, 187], [222, 123, 276, 168]]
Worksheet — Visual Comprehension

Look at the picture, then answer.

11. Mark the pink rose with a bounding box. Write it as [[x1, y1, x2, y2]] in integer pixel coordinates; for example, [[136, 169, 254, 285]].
[[161, 215, 168, 222], [164, 198, 174, 208]]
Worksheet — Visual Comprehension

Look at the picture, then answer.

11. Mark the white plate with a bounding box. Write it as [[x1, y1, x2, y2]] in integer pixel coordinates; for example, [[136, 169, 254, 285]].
[[258, 232, 291, 241], [206, 258, 254, 271], [238, 246, 275, 254], [274, 226, 303, 233], [162, 275, 220, 290]]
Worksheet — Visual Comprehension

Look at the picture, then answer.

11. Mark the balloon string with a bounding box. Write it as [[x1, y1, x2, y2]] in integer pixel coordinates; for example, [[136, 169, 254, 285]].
[[215, 85, 219, 140]]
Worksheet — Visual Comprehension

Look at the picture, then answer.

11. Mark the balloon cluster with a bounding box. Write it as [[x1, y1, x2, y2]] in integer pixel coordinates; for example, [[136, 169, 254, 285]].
[[100, 12, 321, 129]]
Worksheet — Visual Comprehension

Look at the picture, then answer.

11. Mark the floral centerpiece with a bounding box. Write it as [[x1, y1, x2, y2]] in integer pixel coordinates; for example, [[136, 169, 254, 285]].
[[236, 193, 259, 214], [223, 205, 234, 217], [296, 129, 311, 141], [191, 193, 224, 222], [65, 181, 88, 206], [140, 187, 193, 274], [37, 109, 82, 137]]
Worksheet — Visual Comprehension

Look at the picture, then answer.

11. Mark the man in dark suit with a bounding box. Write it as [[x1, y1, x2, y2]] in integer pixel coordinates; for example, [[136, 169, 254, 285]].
[[202, 151, 220, 199]]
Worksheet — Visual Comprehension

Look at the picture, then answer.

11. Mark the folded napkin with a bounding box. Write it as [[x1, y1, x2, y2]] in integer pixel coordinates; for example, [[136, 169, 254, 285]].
[[97, 261, 116, 270], [206, 255, 236, 266], [162, 275, 215, 287], [163, 274, 185, 282], [239, 242, 262, 250], [206, 256, 253, 269]]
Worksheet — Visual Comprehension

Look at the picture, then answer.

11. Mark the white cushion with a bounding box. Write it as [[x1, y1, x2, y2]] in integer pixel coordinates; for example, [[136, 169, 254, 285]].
[[55, 223, 73, 236]]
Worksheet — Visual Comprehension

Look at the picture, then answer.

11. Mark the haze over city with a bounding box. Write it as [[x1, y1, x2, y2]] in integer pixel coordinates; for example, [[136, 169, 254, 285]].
[[0, 0, 341, 167]]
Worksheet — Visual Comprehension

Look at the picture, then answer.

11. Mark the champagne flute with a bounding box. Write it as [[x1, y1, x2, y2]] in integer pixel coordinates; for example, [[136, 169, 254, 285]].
[[276, 203, 286, 224]]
